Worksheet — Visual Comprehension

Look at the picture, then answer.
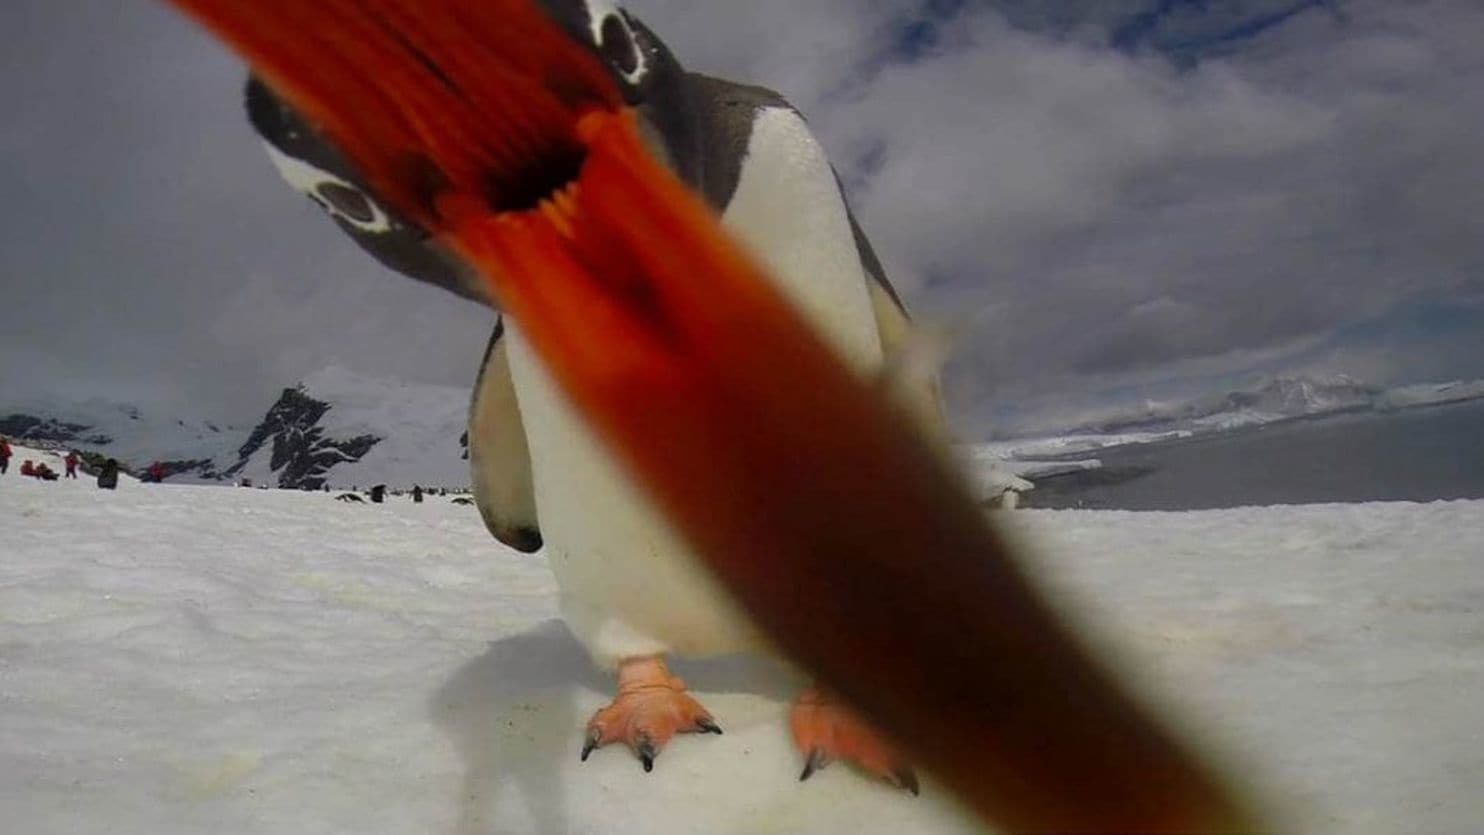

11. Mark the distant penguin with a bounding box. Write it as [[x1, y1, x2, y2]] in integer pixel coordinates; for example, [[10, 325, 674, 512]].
[[96, 458, 119, 491], [247, 0, 941, 789]]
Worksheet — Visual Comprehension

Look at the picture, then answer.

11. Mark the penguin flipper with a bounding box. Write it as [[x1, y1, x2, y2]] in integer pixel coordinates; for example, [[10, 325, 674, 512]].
[[846, 208, 953, 444], [469, 319, 543, 552]]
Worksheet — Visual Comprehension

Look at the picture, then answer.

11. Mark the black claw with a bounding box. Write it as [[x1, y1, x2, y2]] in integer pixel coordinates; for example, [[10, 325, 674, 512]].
[[695, 717, 723, 735], [580, 731, 600, 762], [799, 748, 828, 782], [893, 766, 920, 796], [637, 740, 657, 773]]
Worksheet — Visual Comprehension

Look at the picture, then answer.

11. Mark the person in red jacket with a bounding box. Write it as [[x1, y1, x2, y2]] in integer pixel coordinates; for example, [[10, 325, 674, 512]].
[[0, 437, 11, 475], [64, 451, 80, 479], [147, 461, 166, 483]]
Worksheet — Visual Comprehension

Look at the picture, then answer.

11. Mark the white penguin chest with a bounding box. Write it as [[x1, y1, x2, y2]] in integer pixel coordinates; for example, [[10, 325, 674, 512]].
[[502, 105, 884, 662], [719, 106, 883, 371]]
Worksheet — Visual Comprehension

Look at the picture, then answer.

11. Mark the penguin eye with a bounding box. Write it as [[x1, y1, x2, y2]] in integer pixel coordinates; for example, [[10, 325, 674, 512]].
[[262, 141, 393, 233], [598, 14, 639, 77], [316, 182, 376, 223]]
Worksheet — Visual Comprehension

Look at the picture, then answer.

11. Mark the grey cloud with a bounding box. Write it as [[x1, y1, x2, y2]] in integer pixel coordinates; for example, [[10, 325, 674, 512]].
[[625, 0, 919, 106], [796, 1, 1484, 431], [2, 0, 1479, 438], [0, 1, 493, 421]]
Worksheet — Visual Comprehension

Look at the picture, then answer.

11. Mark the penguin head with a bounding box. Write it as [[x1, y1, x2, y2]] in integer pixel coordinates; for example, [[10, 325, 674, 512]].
[[246, 2, 696, 306], [532, 1, 677, 101], [527, 2, 698, 183], [247, 77, 488, 304]]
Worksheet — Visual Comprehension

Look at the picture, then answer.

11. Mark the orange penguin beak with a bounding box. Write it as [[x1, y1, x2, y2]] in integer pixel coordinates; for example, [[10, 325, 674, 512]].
[[167, 1, 1259, 830]]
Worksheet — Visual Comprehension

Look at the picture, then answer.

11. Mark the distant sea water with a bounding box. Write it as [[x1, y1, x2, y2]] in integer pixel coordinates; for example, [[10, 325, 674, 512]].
[[1020, 398, 1484, 510]]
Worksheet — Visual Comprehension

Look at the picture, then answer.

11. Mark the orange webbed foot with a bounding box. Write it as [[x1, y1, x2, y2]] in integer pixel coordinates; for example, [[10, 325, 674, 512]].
[[581, 656, 722, 772], [791, 685, 918, 795]]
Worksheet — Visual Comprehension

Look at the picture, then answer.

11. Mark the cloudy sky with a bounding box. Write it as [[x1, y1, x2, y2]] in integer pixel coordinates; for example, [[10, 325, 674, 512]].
[[2, 0, 1481, 435]]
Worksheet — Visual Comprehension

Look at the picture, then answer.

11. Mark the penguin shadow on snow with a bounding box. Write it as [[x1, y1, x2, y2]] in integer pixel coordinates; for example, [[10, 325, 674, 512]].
[[431, 618, 801, 835]]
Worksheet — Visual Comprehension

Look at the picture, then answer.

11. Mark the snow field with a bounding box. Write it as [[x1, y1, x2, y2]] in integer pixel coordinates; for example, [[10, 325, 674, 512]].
[[1, 475, 1481, 833]]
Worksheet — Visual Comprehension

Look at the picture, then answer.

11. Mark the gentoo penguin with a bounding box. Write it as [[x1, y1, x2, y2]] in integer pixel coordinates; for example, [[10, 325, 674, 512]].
[[176, 1, 1263, 828], [244, 1, 939, 788]]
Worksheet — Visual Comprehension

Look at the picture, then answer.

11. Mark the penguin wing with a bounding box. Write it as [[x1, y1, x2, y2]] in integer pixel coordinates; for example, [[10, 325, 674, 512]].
[[468, 319, 543, 553], [844, 201, 954, 445]]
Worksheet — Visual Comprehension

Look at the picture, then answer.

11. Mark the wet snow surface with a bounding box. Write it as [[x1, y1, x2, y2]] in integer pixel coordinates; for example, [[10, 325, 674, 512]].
[[2, 471, 1481, 833]]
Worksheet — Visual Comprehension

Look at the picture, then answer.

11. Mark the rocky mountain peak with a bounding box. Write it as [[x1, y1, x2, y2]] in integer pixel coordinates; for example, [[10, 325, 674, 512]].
[[222, 385, 380, 490]]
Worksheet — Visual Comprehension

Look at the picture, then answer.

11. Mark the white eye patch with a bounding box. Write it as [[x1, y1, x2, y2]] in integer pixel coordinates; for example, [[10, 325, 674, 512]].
[[262, 141, 393, 234], [582, 0, 622, 43], [583, 0, 647, 86]]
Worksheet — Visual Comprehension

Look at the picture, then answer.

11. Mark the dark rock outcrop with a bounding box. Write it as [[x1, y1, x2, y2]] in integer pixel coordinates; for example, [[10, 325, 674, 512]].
[[150, 458, 221, 482], [0, 413, 112, 446], [221, 386, 381, 490]]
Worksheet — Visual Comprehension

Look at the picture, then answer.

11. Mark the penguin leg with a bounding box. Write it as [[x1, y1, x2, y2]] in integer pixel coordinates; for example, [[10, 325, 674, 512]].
[[791, 685, 918, 795], [581, 655, 722, 772]]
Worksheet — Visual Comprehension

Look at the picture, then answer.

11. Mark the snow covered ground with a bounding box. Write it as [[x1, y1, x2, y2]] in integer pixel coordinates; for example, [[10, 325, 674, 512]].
[[976, 430, 1195, 461], [962, 442, 1104, 484], [970, 433, 1188, 485], [2, 473, 1481, 833]]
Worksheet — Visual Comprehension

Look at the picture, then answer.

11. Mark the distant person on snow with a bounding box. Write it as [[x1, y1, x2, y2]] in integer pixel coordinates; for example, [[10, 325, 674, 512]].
[[369, 484, 386, 504], [64, 451, 80, 479], [0, 437, 11, 475], [146, 461, 166, 483], [412, 484, 423, 504], [22, 460, 59, 481], [97, 459, 119, 490]]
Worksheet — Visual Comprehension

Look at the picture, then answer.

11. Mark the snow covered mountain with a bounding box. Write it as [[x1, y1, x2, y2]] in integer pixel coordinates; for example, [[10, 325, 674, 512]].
[[1378, 378, 1484, 410], [1041, 375, 1484, 440], [972, 375, 1484, 480], [1072, 375, 1384, 436], [0, 395, 240, 480], [217, 384, 380, 489], [15, 369, 1477, 494], [221, 365, 470, 490], [0, 365, 472, 489]]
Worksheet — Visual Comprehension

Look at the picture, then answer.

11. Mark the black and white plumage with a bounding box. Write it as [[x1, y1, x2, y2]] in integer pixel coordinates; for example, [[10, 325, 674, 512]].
[[248, 0, 942, 668]]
